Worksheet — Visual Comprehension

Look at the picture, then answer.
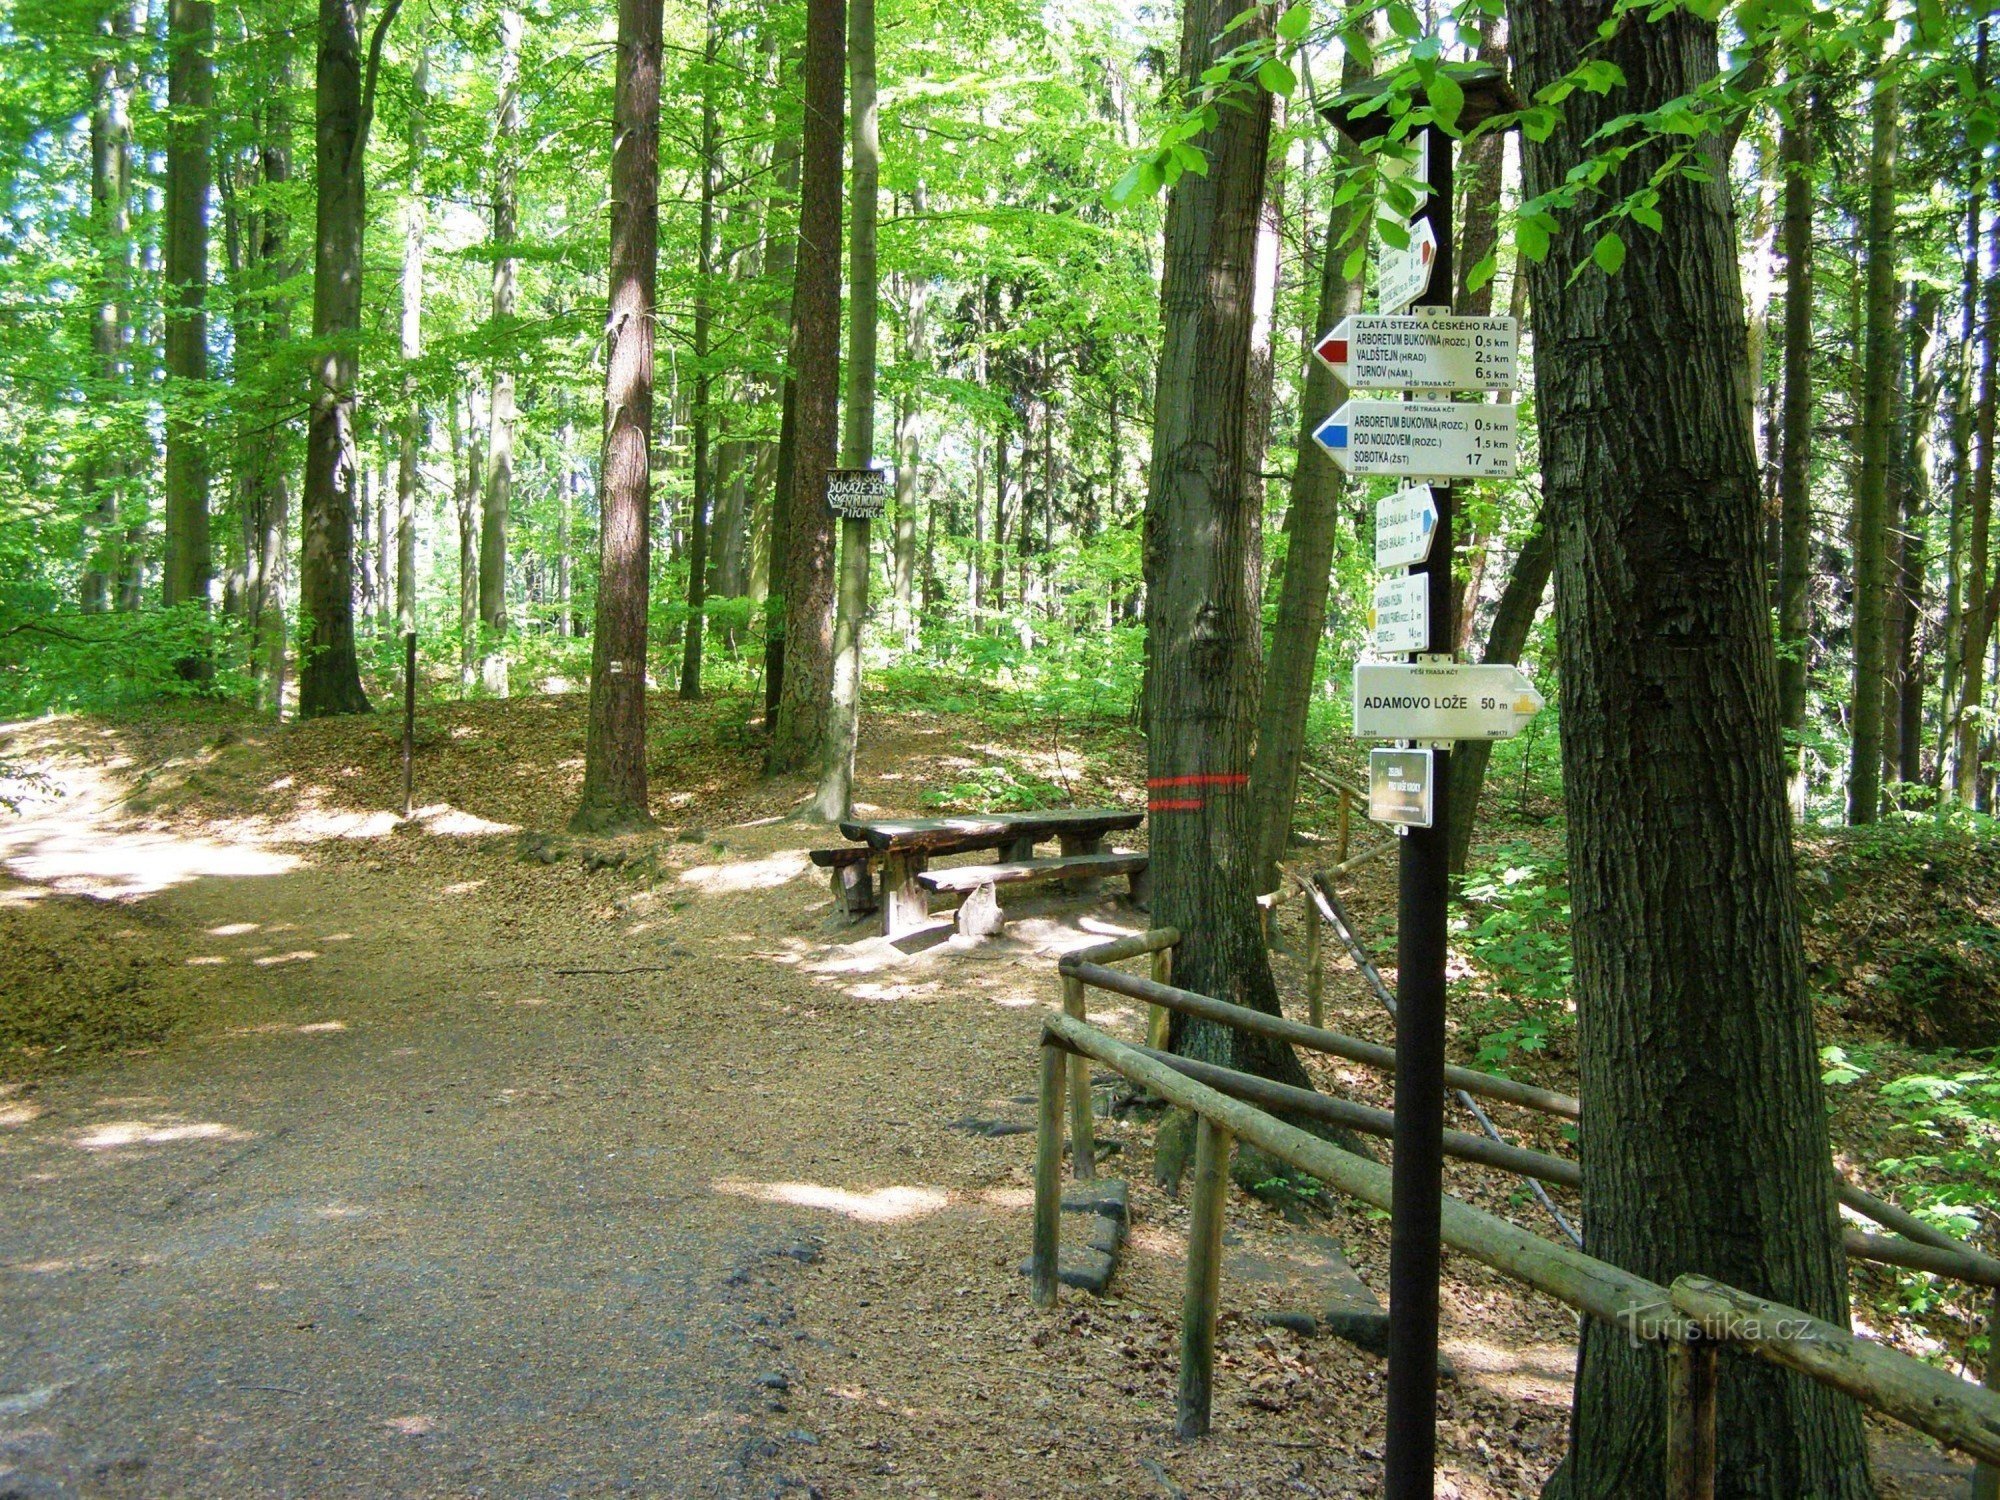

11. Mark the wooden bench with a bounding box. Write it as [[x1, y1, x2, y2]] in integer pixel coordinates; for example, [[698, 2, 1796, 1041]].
[[821, 809, 1146, 938], [918, 852, 1150, 937]]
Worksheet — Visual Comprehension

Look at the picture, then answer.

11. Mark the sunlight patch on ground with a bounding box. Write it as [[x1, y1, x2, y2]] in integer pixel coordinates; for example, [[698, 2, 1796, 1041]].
[[412, 804, 519, 837], [439, 880, 487, 896], [252, 950, 319, 967], [186, 955, 229, 966], [72, 1119, 252, 1151], [976, 1186, 1034, 1210], [380, 1414, 440, 1436], [208, 922, 260, 936], [0, 821, 299, 902], [0, 1100, 44, 1128], [677, 850, 810, 893], [293, 1021, 347, 1034], [712, 1178, 950, 1223]]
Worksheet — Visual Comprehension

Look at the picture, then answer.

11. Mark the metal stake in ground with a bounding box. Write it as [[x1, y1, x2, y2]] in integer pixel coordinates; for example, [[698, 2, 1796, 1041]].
[[402, 630, 417, 820]]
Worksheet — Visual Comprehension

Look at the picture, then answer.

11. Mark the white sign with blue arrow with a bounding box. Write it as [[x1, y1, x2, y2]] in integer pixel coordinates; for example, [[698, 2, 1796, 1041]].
[[1375, 484, 1439, 569], [1312, 399, 1517, 480]]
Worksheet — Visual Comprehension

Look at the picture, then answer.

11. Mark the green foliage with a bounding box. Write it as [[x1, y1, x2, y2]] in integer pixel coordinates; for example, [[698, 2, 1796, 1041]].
[[1822, 1042, 2000, 1246], [1453, 842, 1574, 1070]]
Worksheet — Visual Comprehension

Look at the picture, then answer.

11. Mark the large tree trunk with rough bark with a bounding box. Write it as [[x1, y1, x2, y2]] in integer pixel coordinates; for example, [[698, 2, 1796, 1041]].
[[1145, 0, 1302, 1087], [163, 0, 213, 616], [298, 0, 398, 718], [1511, 5, 1874, 1497], [572, 0, 661, 834], [765, 0, 844, 776]]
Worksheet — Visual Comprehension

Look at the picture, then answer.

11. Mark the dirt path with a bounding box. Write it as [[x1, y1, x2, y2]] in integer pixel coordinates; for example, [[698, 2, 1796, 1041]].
[[0, 705, 1968, 1499]]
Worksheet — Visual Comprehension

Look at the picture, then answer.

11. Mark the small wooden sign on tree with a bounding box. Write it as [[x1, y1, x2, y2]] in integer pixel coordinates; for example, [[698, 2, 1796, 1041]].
[[825, 468, 889, 519]]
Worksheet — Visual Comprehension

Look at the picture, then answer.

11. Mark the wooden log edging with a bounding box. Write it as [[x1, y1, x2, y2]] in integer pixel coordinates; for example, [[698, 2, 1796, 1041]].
[[1039, 1013, 2000, 1469], [1059, 957, 1583, 1120]]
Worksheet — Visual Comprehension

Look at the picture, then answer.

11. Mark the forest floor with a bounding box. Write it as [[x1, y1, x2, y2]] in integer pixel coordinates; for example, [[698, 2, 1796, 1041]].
[[0, 689, 1980, 1498]]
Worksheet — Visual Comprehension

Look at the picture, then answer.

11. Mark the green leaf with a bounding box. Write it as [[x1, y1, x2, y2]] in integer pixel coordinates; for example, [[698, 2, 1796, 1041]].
[[1276, 2, 1311, 44], [1172, 141, 1209, 177], [1386, 3, 1421, 40], [1592, 231, 1626, 275], [1257, 58, 1297, 98], [1427, 70, 1464, 131], [1515, 216, 1550, 264], [1464, 249, 1498, 296], [1107, 160, 1148, 207], [1376, 216, 1411, 251], [1342, 240, 1368, 280]]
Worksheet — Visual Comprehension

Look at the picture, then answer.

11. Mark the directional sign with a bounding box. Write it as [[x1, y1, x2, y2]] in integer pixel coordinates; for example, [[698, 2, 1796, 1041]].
[[1368, 747, 1434, 829], [1312, 399, 1517, 479], [1352, 662, 1545, 741], [1372, 572, 1429, 654], [1375, 485, 1439, 570], [1377, 218, 1438, 315], [1314, 314, 1518, 392]]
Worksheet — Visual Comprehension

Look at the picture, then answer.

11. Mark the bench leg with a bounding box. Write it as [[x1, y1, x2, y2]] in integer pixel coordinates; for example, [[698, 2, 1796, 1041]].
[[955, 882, 1006, 938], [830, 861, 876, 920], [1057, 832, 1106, 895], [881, 852, 930, 938], [1003, 835, 1037, 862]]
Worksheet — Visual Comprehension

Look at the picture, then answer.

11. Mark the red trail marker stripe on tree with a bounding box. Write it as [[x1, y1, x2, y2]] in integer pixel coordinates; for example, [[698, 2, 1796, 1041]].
[[1146, 774, 1248, 789], [1147, 797, 1207, 812]]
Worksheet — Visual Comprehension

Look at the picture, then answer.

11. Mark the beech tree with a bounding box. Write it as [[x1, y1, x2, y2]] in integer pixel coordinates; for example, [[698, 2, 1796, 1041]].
[[162, 0, 212, 618]]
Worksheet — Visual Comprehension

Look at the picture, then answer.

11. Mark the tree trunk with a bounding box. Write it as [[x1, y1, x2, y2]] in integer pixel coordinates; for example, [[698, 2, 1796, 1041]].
[[1245, 45, 1369, 895], [1896, 294, 1940, 784], [766, 0, 844, 776], [1848, 63, 1899, 826], [759, 101, 801, 725], [1511, 4, 1873, 1495], [396, 41, 426, 636], [812, 0, 876, 819], [1145, 0, 1300, 1086], [298, 0, 398, 718], [680, 0, 719, 702], [1775, 83, 1814, 813], [1953, 199, 1999, 804], [455, 387, 481, 693], [479, 7, 523, 697], [163, 0, 213, 617], [80, 6, 136, 615], [572, 0, 661, 834]]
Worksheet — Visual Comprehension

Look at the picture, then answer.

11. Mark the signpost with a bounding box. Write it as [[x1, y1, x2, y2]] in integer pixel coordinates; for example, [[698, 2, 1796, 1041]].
[[1374, 485, 1439, 569], [1376, 217, 1438, 315], [1351, 662, 1545, 740], [1371, 574, 1430, 655], [1314, 314, 1518, 391], [1367, 747, 1434, 829], [1312, 399, 1517, 478], [1323, 62, 1526, 1500]]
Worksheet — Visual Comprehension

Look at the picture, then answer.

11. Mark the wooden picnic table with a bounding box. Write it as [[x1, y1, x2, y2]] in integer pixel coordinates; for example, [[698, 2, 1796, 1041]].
[[833, 808, 1144, 938]]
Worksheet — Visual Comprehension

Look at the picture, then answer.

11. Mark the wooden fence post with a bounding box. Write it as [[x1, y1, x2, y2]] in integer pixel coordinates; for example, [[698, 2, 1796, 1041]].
[[1178, 1115, 1232, 1439], [1147, 944, 1173, 1051], [1061, 972, 1096, 1180], [1664, 1335, 1719, 1500], [1977, 1285, 1999, 1500], [1305, 900, 1324, 1030], [1032, 1039, 1065, 1309]]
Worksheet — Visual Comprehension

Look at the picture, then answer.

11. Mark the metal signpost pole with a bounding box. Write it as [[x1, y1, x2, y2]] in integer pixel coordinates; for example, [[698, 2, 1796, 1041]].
[[1384, 119, 1452, 1500]]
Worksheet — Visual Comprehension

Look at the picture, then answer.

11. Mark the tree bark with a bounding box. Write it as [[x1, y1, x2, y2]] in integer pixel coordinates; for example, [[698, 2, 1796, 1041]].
[[812, 0, 877, 819], [765, 0, 844, 775], [479, 7, 523, 697], [572, 0, 661, 834], [455, 386, 481, 693], [1245, 46, 1369, 896], [1775, 82, 1814, 813], [1952, 196, 1999, 804], [759, 98, 801, 725], [298, 0, 399, 718], [1509, 4, 1873, 1496], [1848, 63, 1899, 826], [163, 0, 213, 617], [80, 5, 136, 615], [1895, 294, 1940, 785], [1146, 0, 1301, 1086], [680, 0, 720, 702]]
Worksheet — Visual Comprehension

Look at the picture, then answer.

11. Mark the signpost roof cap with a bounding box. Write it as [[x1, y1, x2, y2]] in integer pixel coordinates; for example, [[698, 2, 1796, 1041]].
[[1321, 63, 1523, 145]]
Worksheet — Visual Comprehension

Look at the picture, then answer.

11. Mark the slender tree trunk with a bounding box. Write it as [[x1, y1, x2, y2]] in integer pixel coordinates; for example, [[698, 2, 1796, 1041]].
[[812, 0, 876, 818], [1775, 82, 1814, 813], [1245, 45, 1368, 894], [478, 7, 523, 696], [894, 390, 918, 648], [299, 0, 399, 718], [80, 10, 135, 614], [1146, 0, 1300, 1085], [163, 0, 213, 618], [712, 439, 748, 601], [681, 0, 719, 701], [766, 0, 845, 775], [1891, 291, 1939, 787], [1954, 203, 2000, 803], [572, 0, 661, 834], [1848, 62, 1899, 825], [758, 99, 801, 723], [396, 42, 426, 636], [454, 387, 481, 693], [1511, 5, 1873, 1495]]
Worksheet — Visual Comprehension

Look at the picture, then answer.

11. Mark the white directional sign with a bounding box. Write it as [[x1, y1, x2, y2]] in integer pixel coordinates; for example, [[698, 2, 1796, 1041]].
[[1352, 662, 1545, 742], [1377, 218, 1438, 315], [1312, 399, 1517, 479], [1314, 314, 1518, 392], [1375, 484, 1439, 569], [1372, 572, 1429, 654]]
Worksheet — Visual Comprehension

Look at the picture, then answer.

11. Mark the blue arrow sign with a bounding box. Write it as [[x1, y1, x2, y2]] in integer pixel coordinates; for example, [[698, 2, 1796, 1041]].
[[1312, 412, 1349, 457]]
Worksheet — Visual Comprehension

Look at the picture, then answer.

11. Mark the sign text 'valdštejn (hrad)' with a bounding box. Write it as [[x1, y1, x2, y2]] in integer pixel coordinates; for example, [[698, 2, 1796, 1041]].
[[1314, 314, 1518, 392]]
